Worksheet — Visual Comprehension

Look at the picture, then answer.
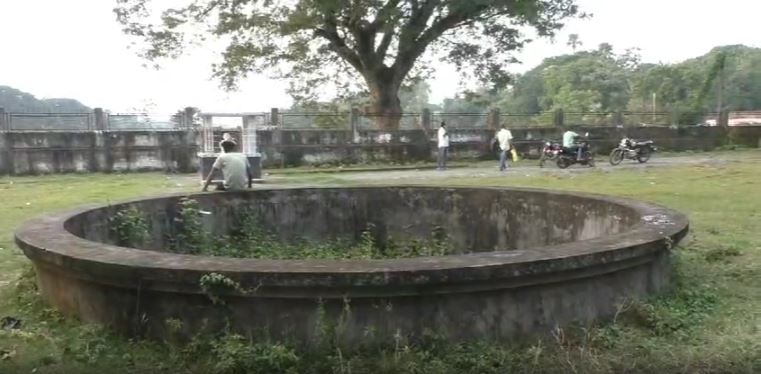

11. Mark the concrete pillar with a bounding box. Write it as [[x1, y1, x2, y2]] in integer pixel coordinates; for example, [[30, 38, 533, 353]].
[[614, 111, 624, 127], [554, 108, 565, 128], [201, 114, 213, 128], [421, 108, 432, 131], [3, 132, 14, 175], [0, 132, 8, 174], [271, 108, 282, 143], [718, 110, 730, 127], [670, 109, 680, 127], [201, 114, 214, 153], [351, 107, 361, 143], [419, 108, 433, 139], [183, 107, 196, 128], [487, 108, 500, 130], [177, 129, 197, 173], [241, 115, 258, 155], [94, 108, 107, 131], [0, 108, 7, 131], [270, 108, 279, 127], [270, 108, 283, 167], [87, 132, 99, 172], [100, 131, 114, 172]]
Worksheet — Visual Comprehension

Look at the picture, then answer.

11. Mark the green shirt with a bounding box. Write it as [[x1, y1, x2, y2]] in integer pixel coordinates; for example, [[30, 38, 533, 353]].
[[563, 131, 579, 148]]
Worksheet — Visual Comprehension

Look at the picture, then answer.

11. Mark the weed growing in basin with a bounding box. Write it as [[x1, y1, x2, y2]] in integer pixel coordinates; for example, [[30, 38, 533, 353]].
[[160, 199, 456, 260], [171, 197, 208, 254], [199, 273, 249, 305], [109, 206, 149, 247]]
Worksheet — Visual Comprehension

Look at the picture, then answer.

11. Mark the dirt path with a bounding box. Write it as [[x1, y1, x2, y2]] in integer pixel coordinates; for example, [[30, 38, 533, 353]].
[[174, 151, 760, 187]]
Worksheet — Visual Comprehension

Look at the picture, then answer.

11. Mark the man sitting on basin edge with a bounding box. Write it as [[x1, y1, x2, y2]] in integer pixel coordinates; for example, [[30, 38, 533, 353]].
[[202, 140, 252, 191]]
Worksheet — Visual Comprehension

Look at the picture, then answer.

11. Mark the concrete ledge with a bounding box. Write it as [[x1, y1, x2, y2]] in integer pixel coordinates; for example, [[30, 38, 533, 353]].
[[15, 186, 688, 344]]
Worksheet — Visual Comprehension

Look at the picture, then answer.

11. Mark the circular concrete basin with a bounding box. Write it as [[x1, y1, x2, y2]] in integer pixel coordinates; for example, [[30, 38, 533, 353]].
[[15, 186, 688, 344]]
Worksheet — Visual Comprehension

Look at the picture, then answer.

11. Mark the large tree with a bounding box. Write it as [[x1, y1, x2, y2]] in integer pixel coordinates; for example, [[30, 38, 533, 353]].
[[540, 44, 633, 113], [115, 0, 580, 129]]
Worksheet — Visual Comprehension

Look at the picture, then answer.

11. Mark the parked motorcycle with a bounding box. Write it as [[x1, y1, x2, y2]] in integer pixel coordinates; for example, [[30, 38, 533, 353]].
[[556, 138, 595, 168], [538, 140, 562, 168], [609, 137, 656, 165]]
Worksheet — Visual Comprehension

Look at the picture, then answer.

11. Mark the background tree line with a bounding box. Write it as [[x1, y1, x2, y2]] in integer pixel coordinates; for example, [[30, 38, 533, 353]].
[[293, 44, 761, 125], [500, 44, 761, 116], [0, 86, 90, 113]]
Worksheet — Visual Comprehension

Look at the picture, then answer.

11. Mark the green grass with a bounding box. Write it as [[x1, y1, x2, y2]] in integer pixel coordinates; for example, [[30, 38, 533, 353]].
[[0, 173, 194, 284], [1, 150, 761, 373], [0, 173, 195, 373]]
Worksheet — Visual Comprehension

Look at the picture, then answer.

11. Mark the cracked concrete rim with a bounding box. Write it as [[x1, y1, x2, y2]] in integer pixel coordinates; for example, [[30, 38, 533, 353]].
[[14, 186, 689, 297]]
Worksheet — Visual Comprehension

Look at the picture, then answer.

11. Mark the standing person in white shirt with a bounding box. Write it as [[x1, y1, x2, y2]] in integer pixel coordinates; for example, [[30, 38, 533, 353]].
[[496, 125, 513, 171], [437, 121, 450, 170]]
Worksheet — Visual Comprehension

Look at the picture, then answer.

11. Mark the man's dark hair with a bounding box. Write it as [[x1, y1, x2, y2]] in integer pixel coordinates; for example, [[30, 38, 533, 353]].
[[440, 121, 446, 127], [221, 140, 236, 153]]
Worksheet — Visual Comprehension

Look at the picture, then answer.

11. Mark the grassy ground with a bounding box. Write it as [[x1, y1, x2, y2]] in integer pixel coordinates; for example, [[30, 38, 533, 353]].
[[1, 150, 760, 373], [0, 173, 194, 374], [261, 147, 735, 175]]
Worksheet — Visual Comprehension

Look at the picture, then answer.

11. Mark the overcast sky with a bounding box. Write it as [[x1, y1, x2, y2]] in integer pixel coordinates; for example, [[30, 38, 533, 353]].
[[0, 0, 759, 114]]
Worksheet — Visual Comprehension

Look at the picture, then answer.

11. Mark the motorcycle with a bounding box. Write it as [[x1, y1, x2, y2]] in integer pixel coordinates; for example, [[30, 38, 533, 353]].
[[538, 140, 562, 168], [556, 137, 595, 169], [609, 137, 656, 165]]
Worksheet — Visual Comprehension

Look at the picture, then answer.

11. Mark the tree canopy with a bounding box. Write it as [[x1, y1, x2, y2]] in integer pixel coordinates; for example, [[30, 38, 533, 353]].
[[440, 44, 761, 124], [114, 0, 582, 129]]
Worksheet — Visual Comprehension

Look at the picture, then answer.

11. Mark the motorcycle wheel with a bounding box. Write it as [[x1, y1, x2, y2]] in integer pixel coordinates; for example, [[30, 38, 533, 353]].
[[587, 156, 595, 167], [557, 157, 571, 169], [609, 148, 624, 166], [637, 147, 652, 163]]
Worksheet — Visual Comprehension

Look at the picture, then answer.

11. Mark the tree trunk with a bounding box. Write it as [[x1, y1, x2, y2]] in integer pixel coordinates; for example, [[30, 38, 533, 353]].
[[368, 79, 402, 131]]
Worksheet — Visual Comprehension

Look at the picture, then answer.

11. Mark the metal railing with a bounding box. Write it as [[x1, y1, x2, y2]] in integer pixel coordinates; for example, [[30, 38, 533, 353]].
[[107, 113, 180, 130], [1, 109, 755, 132], [280, 112, 350, 130], [0, 110, 196, 131], [8, 113, 93, 131], [502, 112, 555, 128], [432, 113, 489, 129], [357, 113, 424, 130]]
